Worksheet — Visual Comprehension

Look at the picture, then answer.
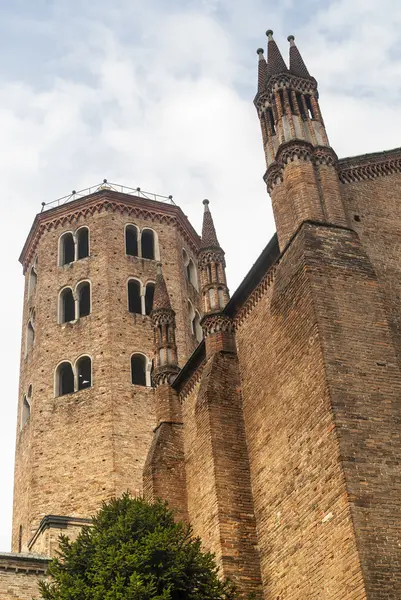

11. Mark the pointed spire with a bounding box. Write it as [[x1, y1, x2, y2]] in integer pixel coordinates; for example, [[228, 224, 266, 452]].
[[288, 35, 310, 78], [152, 263, 172, 311], [266, 30, 288, 76], [201, 199, 220, 249], [256, 48, 269, 93]]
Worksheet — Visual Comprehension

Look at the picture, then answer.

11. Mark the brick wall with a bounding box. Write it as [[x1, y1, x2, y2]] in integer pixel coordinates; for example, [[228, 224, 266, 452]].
[[0, 554, 48, 600], [13, 193, 200, 554], [235, 224, 367, 599]]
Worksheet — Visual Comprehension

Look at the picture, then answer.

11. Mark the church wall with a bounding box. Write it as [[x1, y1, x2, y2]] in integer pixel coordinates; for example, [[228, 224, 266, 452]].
[[340, 171, 401, 369], [235, 225, 367, 600], [0, 554, 48, 600]]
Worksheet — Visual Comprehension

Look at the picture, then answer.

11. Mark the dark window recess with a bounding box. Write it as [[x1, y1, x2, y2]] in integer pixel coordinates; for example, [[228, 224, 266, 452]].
[[128, 280, 142, 314], [145, 283, 155, 316], [61, 288, 75, 323], [125, 226, 138, 257], [288, 91, 296, 114], [58, 363, 74, 396], [78, 283, 91, 317], [296, 93, 306, 120], [207, 264, 212, 283], [77, 228, 89, 259], [141, 230, 155, 260], [267, 108, 276, 134], [278, 89, 285, 113], [62, 234, 75, 265], [131, 354, 147, 386], [77, 356, 92, 391], [305, 95, 314, 119]]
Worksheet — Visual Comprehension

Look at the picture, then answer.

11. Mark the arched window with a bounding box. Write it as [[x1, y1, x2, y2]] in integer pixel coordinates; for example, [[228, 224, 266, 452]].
[[55, 362, 74, 397], [21, 393, 31, 429], [77, 281, 91, 318], [218, 288, 225, 308], [26, 321, 35, 354], [128, 279, 142, 314], [125, 224, 139, 257], [131, 353, 147, 386], [28, 266, 37, 299], [187, 259, 198, 289], [144, 282, 155, 316], [76, 356, 92, 391], [209, 288, 216, 310], [59, 288, 75, 323], [59, 232, 75, 266], [193, 311, 203, 343], [76, 227, 89, 260], [141, 229, 155, 260]]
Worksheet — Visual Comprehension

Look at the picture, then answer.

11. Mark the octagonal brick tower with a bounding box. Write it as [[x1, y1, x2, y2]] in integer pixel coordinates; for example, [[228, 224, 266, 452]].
[[12, 184, 201, 555]]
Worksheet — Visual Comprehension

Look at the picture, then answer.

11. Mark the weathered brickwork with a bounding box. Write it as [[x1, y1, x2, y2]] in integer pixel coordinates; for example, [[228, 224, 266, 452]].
[[0, 554, 48, 600], [8, 31, 401, 600], [13, 191, 200, 554], [235, 227, 367, 599]]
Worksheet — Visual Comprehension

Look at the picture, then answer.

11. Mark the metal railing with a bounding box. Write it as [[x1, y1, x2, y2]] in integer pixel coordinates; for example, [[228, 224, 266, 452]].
[[40, 180, 176, 212]]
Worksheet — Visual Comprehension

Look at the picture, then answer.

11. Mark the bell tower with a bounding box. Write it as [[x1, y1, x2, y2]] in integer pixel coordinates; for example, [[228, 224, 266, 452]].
[[12, 184, 201, 556], [255, 31, 349, 248]]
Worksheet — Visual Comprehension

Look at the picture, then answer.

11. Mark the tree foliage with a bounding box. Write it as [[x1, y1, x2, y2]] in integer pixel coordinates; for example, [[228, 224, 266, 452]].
[[39, 494, 236, 600]]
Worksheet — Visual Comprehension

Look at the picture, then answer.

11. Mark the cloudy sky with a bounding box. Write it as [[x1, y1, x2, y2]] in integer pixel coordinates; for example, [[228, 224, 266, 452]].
[[0, 0, 401, 552]]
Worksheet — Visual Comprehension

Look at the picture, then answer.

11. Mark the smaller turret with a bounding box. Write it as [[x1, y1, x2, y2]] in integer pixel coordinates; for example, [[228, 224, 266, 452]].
[[198, 200, 229, 316], [198, 200, 234, 357], [150, 263, 179, 390]]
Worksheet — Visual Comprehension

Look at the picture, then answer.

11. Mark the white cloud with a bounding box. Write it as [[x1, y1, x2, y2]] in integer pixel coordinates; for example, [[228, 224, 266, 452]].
[[0, 0, 400, 551]]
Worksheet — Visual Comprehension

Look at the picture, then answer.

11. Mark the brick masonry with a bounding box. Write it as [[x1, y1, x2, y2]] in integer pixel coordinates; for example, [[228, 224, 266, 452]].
[[8, 34, 401, 600]]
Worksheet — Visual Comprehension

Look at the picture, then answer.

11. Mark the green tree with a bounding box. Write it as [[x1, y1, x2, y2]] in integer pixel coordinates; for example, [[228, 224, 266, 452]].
[[39, 494, 236, 600]]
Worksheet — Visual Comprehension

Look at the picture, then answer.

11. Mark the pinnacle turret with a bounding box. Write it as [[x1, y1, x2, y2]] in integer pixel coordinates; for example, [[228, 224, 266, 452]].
[[288, 35, 311, 78], [266, 30, 288, 76], [152, 263, 172, 312], [256, 48, 269, 95], [201, 199, 220, 249]]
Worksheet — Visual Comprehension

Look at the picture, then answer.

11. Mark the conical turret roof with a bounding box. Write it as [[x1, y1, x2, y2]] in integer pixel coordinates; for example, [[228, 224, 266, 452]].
[[152, 263, 172, 311], [266, 30, 288, 76], [288, 35, 310, 78], [201, 200, 220, 249]]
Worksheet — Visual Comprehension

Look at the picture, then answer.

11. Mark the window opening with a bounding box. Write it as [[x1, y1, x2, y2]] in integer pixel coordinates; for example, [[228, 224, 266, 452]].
[[218, 288, 225, 308], [128, 280, 142, 314], [77, 282, 91, 318], [141, 229, 155, 260], [296, 93, 306, 120], [77, 356, 92, 391], [267, 108, 276, 135], [60, 288, 75, 323], [305, 95, 314, 119], [145, 282, 155, 316], [288, 91, 296, 114], [131, 354, 147, 386], [207, 264, 212, 283], [60, 233, 74, 266], [193, 312, 203, 343], [21, 395, 31, 428], [77, 227, 89, 260], [26, 321, 35, 354], [28, 266, 37, 298], [278, 89, 285, 113], [56, 362, 74, 396], [125, 225, 139, 257]]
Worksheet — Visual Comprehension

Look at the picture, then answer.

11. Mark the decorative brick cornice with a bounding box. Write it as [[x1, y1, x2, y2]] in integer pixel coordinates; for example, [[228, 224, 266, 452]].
[[20, 190, 201, 273], [28, 514, 91, 551], [264, 142, 338, 192], [0, 552, 49, 574], [152, 365, 180, 388], [254, 74, 317, 110], [198, 247, 226, 268], [201, 312, 234, 337], [151, 308, 176, 327], [234, 263, 278, 328], [179, 360, 205, 402], [338, 147, 401, 184]]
